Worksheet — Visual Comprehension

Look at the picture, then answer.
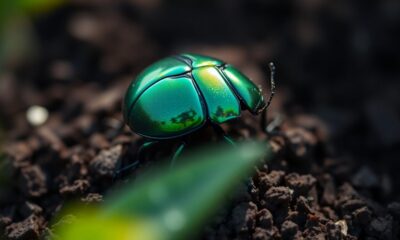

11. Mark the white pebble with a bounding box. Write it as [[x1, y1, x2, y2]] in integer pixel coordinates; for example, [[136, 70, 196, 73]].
[[26, 105, 49, 126]]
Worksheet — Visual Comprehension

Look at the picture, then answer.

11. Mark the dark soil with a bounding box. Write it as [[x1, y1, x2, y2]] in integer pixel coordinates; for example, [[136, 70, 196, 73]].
[[1, 1, 400, 239]]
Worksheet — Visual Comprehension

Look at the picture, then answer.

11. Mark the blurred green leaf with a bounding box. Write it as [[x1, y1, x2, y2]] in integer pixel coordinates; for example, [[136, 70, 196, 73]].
[[15, 0, 65, 15], [54, 141, 271, 240], [0, 0, 65, 72], [0, 0, 65, 19], [0, 16, 37, 71], [55, 212, 162, 240]]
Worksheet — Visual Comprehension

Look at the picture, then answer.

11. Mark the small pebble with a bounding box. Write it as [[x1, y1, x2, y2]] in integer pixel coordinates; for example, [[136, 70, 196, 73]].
[[26, 106, 49, 126]]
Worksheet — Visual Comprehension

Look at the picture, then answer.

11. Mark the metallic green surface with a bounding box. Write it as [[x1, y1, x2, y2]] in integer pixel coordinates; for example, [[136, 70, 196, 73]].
[[223, 65, 265, 113], [123, 57, 191, 119], [127, 76, 205, 139], [123, 53, 267, 139], [192, 67, 240, 124], [181, 53, 223, 68]]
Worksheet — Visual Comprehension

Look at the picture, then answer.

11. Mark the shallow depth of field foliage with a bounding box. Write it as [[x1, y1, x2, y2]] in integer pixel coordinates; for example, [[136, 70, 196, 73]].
[[54, 141, 270, 240]]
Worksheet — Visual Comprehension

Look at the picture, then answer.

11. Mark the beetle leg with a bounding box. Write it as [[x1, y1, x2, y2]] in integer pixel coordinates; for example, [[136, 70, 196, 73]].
[[262, 111, 285, 134], [222, 135, 236, 146], [261, 108, 267, 133], [170, 141, 186, 168], [113, 141, 158, 180], [212, 124, 236, 146]]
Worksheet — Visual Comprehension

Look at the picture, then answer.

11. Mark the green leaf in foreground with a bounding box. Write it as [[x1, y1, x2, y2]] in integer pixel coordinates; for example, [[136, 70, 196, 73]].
[[54, 141, 271, 240]]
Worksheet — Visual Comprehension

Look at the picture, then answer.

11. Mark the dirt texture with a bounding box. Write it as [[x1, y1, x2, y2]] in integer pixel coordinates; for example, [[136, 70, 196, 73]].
[[1, 1, 400, 240]]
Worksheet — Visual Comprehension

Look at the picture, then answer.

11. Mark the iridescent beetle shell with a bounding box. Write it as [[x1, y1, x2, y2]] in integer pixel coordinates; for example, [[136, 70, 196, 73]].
[[123, 53, 266, 139]]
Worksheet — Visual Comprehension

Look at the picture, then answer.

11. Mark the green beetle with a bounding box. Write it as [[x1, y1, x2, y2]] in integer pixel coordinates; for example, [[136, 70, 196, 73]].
[[123, 53, 275, 138], [119, 53, 275, 173]]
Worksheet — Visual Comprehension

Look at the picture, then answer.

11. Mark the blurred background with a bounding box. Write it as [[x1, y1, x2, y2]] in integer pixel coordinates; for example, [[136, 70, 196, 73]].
[[1, 1, 400, 238]]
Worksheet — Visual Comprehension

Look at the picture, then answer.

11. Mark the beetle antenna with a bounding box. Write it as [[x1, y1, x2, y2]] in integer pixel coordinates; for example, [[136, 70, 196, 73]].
[[260, 62, 276, 134], [264, 62, 276, 110]]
